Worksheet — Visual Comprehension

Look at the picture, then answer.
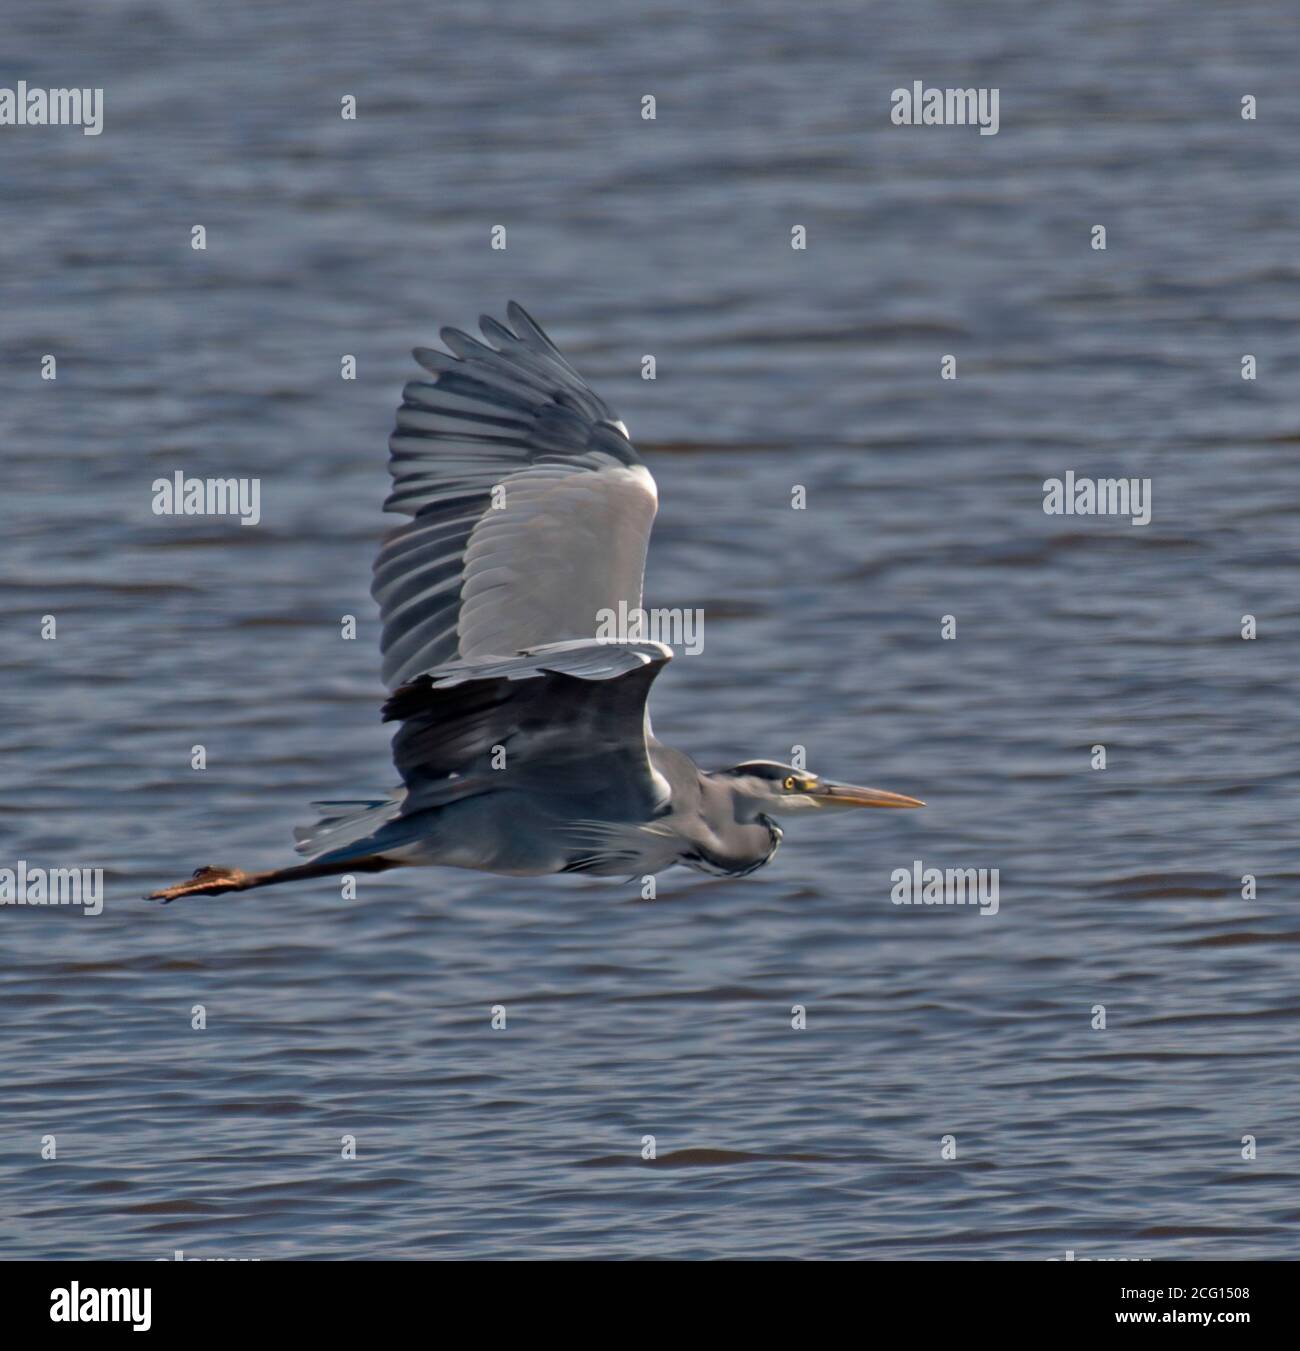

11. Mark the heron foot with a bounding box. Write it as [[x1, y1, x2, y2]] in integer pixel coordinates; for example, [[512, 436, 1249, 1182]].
[[147, 865, 251, 904]]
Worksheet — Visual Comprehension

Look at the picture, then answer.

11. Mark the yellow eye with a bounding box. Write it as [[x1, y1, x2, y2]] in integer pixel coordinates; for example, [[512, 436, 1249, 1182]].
[[784, 776, 797, 790]]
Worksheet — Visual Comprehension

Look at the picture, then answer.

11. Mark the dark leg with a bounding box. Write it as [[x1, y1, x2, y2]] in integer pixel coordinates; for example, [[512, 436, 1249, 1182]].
[[147, 855, 394, 903]]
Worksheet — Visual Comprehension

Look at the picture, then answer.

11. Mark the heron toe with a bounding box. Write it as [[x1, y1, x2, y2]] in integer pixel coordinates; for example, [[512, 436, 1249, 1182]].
[[148, 865, 248, 903]]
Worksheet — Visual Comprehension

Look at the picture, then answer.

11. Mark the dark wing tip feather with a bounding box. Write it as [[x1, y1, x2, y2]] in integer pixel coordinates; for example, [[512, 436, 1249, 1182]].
[[381, 675, 433, 723], [505, 300, 553, 349]]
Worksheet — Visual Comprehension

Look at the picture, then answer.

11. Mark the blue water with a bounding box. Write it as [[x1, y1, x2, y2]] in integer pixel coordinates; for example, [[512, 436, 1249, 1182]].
[[2, 0, 1298, 1259]]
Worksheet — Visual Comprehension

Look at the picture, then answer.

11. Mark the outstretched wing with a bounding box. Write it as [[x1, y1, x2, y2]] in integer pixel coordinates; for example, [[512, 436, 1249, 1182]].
[[372, 301, 658, 689], [381, 640, 673, 818]]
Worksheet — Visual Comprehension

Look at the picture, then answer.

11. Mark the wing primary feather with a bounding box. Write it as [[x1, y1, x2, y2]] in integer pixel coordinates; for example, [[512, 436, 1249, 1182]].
[[373, 304, 659, 688]]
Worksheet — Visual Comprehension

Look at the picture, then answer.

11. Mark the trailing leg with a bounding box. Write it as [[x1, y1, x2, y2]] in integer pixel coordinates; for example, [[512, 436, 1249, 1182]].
[[147, 856, 393, 904]]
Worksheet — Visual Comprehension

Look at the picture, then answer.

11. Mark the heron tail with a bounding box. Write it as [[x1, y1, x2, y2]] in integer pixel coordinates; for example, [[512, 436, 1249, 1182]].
[[293, 790, 407, 860]]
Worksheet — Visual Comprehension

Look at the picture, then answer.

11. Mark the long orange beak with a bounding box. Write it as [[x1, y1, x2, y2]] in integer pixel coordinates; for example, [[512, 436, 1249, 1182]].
[[813, 780, 926, 809]]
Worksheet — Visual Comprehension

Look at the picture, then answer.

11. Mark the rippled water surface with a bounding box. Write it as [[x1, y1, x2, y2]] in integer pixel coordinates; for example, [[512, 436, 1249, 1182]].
[[2, 1, 1299, 1259]]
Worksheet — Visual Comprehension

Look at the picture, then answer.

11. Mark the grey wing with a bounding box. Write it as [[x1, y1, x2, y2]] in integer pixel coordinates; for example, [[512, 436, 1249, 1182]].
[[372, 301, 659, 689], [381, 640, 674, 818]]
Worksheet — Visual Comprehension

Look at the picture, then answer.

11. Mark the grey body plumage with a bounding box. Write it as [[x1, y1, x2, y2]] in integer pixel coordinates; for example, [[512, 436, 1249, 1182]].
[[150, 304, 922, 904]]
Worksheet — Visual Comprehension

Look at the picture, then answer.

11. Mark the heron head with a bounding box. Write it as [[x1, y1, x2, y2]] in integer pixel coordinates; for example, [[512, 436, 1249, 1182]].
[[720, 760, 925, 817]]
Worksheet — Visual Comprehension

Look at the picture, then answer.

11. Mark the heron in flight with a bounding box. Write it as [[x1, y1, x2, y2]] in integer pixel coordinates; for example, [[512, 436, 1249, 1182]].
[[150, 303, 923, 903]]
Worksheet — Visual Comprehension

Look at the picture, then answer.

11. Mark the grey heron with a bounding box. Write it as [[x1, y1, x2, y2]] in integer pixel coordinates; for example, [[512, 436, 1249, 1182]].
[[149, 303, 923, 903]]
